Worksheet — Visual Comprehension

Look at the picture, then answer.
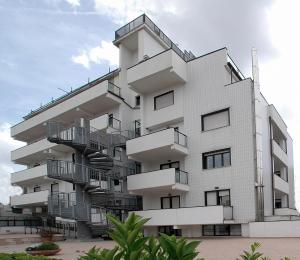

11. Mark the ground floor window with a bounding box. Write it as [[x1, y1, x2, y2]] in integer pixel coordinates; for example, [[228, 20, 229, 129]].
[[202, 224, 241, 236], [158, 226, 182, 236]]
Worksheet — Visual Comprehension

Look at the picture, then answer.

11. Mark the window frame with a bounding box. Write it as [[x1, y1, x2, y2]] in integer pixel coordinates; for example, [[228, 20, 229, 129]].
[[202, 148, 231, 170], [205, 189, 231, 206], [154, 90, 174, 111], [160, 161, 180, 170], [135, 95, 141, 107], [160, 195, 180, 209], [202, 224, 241, 236], [201, 108, 230, 132], [33, 186, 41, 192]]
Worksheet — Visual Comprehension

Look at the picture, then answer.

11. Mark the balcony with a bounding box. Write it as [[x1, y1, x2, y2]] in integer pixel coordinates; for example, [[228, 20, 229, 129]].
[[133, 206, 232, 226], [11, 80, 122, 142], [269, 105, 288, 138], [11, 138, 73, 165], [272, 140, 288, 166], [11, 164, 49, 186], [126, 128, 188, 162], [274, 174, 289, 194], [127, 49, 187, 94], [275, 208, 299, 216], [10, 190, 49, 207], [127, 168, 189, 195], [90, 114, 121, 131]]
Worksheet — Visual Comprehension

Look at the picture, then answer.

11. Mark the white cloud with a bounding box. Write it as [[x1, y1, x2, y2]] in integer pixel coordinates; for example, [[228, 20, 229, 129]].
[[260, 0, 300, 210], [65, 0, 80, 8], [0, 123, 24, 204], [71, 40, 119, 69], [94, 0, 180, 25]]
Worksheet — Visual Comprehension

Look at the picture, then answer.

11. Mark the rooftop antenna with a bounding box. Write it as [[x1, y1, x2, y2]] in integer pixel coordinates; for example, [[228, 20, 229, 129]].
[[109, 67, 111, 73]]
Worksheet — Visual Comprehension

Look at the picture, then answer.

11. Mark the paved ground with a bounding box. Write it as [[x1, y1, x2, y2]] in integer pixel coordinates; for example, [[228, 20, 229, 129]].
[[0, 237, 299, 259]]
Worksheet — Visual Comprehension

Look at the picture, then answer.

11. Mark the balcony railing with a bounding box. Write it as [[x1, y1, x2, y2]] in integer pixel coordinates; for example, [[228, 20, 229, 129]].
[[108, 82, 121, 97], [175, 169, 188, 185], [108, 116, 121, 130], [174, 129, 187, 147], [115, 14, 195, 62]]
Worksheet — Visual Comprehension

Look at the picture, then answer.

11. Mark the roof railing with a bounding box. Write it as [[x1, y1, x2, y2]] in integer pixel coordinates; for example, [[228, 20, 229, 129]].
[[115, 14, 195, 62]]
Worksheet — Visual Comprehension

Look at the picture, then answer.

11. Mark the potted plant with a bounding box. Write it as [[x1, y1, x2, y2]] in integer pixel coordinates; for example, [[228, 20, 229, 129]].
[[26, 242, 61, 256]]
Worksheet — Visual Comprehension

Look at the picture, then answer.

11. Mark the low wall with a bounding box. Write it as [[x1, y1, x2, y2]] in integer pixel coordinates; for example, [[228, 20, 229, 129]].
[[249, 221, 300, 237]]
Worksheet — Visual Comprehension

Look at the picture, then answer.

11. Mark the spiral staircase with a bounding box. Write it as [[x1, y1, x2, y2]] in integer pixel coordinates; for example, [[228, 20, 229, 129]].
[[46, 120, 141, 238]]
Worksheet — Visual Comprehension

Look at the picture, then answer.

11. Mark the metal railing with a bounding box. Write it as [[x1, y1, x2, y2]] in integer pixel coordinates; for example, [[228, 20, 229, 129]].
[[115, 14, 195, 62], [47, 160, 110, 188], [48, 193, 89, 221], [174, 129, 187, 147], [108, 82, 121, 97], [108, 116, 121, 130], [223, 206, 233, 220], [175, 169, 188, 185]]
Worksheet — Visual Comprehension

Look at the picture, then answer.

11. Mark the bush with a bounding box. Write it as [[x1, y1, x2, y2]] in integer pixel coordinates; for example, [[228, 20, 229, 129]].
[[79, 213, 291, 260], [26, 242, 59, 252], [78, 213, 201, 260], [0, 252, 56, 259]]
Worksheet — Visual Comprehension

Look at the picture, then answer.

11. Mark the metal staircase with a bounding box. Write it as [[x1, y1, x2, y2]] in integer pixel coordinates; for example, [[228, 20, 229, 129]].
[[46, 120, 141, 237]]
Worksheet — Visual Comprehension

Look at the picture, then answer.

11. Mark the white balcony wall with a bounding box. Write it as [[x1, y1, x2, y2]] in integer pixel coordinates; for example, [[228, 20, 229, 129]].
[[275, 208, 299, 216], [133, 206, 224, 226], [11, 164, 47, 186], [274, 174, 289, 194], [273, 140, 288, 166], [11, 138, 72, 164], [11, 80, 121, 142], [10, 190, 49, 206], [269, 105, 288, 138], [90, 114, 109, 130], [127, 168, 189, 195], [127, 49, 187, 94], [126, 128, 188, 162]]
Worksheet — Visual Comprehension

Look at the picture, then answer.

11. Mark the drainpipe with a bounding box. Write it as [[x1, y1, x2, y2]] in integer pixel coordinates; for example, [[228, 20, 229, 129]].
[[252, 48, 264, 221]]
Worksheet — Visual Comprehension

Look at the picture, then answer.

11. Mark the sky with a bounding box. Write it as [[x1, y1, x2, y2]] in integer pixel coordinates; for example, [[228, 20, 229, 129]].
[[0, 0, 300, 208]]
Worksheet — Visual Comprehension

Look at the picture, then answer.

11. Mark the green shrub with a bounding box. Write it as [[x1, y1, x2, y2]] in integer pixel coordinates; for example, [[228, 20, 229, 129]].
[[25, 242, 59, 252], [0, 252, 55, 260]]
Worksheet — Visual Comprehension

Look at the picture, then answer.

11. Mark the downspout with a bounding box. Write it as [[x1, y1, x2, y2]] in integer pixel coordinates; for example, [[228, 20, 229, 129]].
[[252, 48, 264, 221]]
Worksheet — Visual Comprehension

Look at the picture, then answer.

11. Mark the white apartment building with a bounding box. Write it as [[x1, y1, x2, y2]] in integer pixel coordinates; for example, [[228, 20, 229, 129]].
[[10, 14, 299, 238]]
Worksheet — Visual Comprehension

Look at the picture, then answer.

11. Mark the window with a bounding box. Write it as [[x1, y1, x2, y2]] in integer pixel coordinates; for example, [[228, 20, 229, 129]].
[[33, 186, 41, 192], [159, 226, 182, 236], [135, 96, 140, 107], [203, 224, 241, 236], [205, 189, 230, 206], [154, 91, 174, 110], [134, 120, 141, 137], [113, 147, 122, 161], [160, 161, 180, 170], [108, 114, 114, 128], [275, 199, 282, 209], [201, 108, 230, 131], [203, 148, 231, 169], [51, 183, 59, 194], [161, 196, 180, 209]]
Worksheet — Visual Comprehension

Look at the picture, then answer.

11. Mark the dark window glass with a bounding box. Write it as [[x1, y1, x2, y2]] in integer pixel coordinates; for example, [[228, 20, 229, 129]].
[[203, 225, 214, 236], [160, 161, 180, 170], [33, 186, 41, 192], [161, 196, 180, 209], [154, 91, 174, 110], [114, 147, 122, 161], [203, 148, 231, 169], [135, 96, 140, 106], [205, 189, 230, 206], [275, 199, 282, 208], [215, 225, 230, 236], [159, 226, 182, 236]]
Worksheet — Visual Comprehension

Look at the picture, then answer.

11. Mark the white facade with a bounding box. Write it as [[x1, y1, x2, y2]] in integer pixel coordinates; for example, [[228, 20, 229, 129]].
[[10, 14, 298, 237]]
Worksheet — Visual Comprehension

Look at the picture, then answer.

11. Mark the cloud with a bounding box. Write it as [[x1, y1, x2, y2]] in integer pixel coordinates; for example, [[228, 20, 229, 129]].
[[71, 40, 119, 69], [0, 123, 24, 204], [94, 0, 179, 25], [65, 0, 80, 8], [259, 0, 300, 210]]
